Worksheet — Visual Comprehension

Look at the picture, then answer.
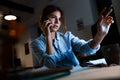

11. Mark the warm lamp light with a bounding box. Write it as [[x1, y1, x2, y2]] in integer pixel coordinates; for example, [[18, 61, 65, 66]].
[[4, 11, 17, 21], [4, 15, 17, 20]]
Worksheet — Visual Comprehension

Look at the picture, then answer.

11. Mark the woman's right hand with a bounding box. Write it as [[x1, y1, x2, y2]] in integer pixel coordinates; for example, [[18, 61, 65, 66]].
[[41, 19, 54, 54], [41, 19, 53, 38]]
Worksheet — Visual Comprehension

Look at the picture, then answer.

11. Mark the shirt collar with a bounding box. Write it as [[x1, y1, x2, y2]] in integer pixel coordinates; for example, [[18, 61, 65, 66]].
[[56, 32, 64, 41], [40, 32, 63, 41]]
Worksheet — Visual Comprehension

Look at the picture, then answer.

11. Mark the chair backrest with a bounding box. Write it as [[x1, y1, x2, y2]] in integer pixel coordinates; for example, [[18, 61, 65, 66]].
[[101, 43, 120, 66]]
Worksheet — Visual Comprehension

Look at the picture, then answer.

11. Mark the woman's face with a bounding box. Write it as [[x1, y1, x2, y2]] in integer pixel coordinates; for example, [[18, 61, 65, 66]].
[[47, 10, 61, 32]]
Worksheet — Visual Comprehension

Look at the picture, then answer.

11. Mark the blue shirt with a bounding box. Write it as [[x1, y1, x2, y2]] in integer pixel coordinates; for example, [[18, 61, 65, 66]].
[[30, 31, 100, 68]]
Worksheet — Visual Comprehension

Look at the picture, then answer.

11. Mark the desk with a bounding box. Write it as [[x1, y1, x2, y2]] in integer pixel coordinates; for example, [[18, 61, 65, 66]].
[[57, 65, 120, 80], [9, 65, 120, 80]]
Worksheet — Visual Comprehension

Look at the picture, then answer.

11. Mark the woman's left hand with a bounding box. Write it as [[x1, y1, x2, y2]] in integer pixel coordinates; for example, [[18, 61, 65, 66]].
[[97, 7, 114, 36], [90, 7, 114, 49]]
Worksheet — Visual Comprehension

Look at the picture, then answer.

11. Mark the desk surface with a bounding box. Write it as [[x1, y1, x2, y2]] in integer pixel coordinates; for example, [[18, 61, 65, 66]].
[[57, 65, 120, 80]]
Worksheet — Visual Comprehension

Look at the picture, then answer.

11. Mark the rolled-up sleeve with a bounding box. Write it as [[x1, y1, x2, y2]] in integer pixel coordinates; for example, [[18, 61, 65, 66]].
[[30, 38, 58, 68], [42, 53, 57, 68], [79, 39, 100, 55], [68, 32, 100, 55]]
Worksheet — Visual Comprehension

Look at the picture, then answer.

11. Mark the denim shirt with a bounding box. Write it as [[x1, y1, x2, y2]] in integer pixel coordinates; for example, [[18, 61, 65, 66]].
[[30, 31, 100, 68]]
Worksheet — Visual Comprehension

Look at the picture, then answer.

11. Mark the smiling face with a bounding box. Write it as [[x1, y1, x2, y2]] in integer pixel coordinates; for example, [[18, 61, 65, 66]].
[[47, 10, 61, 32]]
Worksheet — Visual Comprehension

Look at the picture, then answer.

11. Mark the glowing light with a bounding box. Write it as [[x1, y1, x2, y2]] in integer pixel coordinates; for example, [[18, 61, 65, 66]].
[[4, 15, 17, 21]]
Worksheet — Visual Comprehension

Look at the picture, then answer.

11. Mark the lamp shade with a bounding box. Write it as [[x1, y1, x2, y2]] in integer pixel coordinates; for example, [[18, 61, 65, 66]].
[[4, 11, 17, 21]]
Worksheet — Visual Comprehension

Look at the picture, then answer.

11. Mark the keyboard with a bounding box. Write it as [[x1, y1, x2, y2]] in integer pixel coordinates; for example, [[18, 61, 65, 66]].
[[9, 66, 72, 80]]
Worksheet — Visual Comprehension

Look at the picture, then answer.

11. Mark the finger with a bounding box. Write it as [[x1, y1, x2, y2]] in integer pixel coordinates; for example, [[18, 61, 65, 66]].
[[98, 15, 103, 25], [41, 21, 49, 32], [105, 16, 114, 25], [46, 23, 52, 27], [44, 20, 50, 27], [105, 9, 113, 17], [99, 7, 107, 15], [107, 19, 114, 24]]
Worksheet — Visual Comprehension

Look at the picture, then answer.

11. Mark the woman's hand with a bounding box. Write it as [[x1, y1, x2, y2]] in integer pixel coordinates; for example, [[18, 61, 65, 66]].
[[97, 7, 114, 36], [41, 19, 53, 38], [41, 19, 54, 54], [90, 7, 114, 49]]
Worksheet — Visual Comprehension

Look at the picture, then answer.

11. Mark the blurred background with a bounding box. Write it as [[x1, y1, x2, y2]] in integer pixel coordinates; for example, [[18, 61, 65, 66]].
[[0, 0, 120, 79]]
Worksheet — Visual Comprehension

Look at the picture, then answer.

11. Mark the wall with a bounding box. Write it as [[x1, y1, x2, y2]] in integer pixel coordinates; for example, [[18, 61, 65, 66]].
[[15, 26, 33, 67], [51, 0, 98, 40]]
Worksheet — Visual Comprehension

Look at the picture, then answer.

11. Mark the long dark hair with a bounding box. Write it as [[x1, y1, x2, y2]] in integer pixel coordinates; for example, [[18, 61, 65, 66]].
[[40, 5, 67, 33]]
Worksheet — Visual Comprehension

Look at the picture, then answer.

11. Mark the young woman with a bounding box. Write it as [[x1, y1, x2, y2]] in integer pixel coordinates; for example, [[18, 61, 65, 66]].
[[30, 5, 114, 68]]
